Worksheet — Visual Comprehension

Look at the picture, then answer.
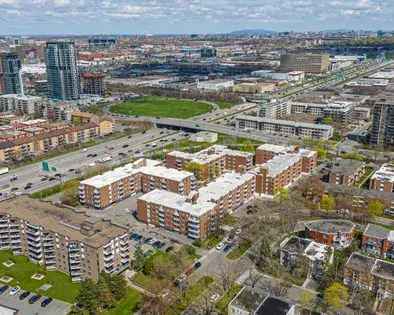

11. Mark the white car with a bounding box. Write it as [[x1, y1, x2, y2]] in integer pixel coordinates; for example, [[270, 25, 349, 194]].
[[216, 242, 225, 250], [9, 286, 20, 296], [235, 228, 242, 235]]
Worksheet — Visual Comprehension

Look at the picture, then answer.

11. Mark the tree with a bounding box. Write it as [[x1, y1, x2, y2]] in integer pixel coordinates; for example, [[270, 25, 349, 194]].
[[75, 279, 98, 315], [184, 162, 203, 181], [320, 194, 336, 212], [275, 188, 289, 204], [133, 244, 145, 272], [96, 276, 115, 310], [350, 287, 374, 315], [299, 291, 314, 314], [316, 147, 327, 160], [324, 282, 349, 312], [322, 116, 333, 125], [367, 199, 384, 217], [61, 186, 79, 207], [107, 273, 127, 301]]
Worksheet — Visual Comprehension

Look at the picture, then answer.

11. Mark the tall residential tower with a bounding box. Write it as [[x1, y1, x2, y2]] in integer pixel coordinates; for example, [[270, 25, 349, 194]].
[[45, 41, 80, 100], [0, 52, 22, 94], [370, 95, 394, 146]]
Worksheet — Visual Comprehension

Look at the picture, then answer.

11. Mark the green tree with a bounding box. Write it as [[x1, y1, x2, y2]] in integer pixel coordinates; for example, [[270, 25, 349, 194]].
[[320, 194, 335, 212], [184, 162, 203, 181], [61, 186, 79, 207], [133, 244, 145, 272], [107, 273, 127, 300], [316, 147, 327, 160], [324, 282, 349, 312], [75, 279, 98, 315], [96, 276, 114, 309], [275, 188, 289, 205], [299, 291, 314, 314], [367, 199, 384, 217], [322, 116, 333, 125]]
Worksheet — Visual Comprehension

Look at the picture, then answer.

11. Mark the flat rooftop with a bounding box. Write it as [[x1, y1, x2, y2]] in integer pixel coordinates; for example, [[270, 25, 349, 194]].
[[236, 115, 333, 131], [345, 252, 376, 272], [0, 196, 127, 248], [231, 287, 268, 312], [371, 259, 394, 281], [256, 297, 292, 315], [363, 223, 391, 240], [330, 158, 365, 176], [138, 189, 216, 217], [198, 171, 255, 203], [262, 153, 301, 177], [257, 143, 295, 154], [371, 163, 394, 183], [305, 219, 355, 234]]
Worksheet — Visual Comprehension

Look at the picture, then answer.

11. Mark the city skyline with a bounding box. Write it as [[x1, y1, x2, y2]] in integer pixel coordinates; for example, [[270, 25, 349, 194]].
[[0, 0, 394, 35]]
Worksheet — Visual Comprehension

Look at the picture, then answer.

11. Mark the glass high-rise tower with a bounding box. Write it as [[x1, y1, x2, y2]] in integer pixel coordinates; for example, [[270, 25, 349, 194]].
[[0, 52, 22, 95], [45, 41, 80, 100]]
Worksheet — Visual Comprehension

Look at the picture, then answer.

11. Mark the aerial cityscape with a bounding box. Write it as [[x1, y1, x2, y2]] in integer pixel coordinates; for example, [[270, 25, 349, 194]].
[[0, 1, 394, 315]]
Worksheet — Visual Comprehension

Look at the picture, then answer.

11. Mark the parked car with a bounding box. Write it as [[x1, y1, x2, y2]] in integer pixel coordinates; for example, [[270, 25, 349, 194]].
[[193, 261, 202, 269], [165, 246, 174, 253], [9, 286, 20, 295], [130, 233, 142, 241], [19, 291, 30, 300], [0, 285, 9, 295], [216, 242, 225, 251], [41, 297, 53, 307], [28, 294, 41, 304], [223, 244, 232, 253], [152, 241, 165, 249]]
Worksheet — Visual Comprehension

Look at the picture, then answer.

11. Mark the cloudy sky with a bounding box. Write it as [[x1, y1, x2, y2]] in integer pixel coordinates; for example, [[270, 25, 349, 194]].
[[0, 0, 392, 35]]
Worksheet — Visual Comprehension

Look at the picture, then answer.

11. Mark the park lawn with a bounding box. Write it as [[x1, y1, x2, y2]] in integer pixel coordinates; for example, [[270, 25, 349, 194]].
[[0, 250, 80, 303], [215, 284, 242, 314], [110, 96, 213, 119], [226, 239, 252, 260], [103, 288, 141, 315]]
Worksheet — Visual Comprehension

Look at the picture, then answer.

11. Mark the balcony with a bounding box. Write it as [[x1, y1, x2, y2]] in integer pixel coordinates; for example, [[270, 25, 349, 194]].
[[26, 229, 40, 237], [104, 254, 114, 262]]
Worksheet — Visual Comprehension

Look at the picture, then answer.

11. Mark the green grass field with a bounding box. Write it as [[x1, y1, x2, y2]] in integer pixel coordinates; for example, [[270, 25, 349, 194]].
[[103, 288, 141, 315], [110, 96, 213, 119], [0, 250, 80, 303]]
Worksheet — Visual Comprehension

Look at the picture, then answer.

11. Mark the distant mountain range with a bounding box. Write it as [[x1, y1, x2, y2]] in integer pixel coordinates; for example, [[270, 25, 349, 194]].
[[229, 29, 277, 36]]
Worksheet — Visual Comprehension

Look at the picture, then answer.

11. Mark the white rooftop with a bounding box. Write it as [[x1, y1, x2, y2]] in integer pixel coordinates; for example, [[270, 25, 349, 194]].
[[371, 163, 394, 183], [140, 165, 194, 182], [263, 153, 301, 177], [257, 143, 294, 154], [369, 71, 394, 80], [138, 189, 216, 217], [198, 171, 255, 203]]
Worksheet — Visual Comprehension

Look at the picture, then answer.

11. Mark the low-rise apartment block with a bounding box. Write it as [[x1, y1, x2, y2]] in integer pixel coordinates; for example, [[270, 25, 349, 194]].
[[255, 146, 316, 196], [344, 252, 394, 300], [0, 196, 130, 282], [166, 145, 253, 184], [0, 122, 100, 162], [370, 163, 394, 193], [304, 220, 355, 249], [328, 158, 367, 186], [137, 171, 255, 240], [80, 159, 196, 209], [236, 115, 333, 140], [362, 224, 394, 260], [0, 94, 44, 115]]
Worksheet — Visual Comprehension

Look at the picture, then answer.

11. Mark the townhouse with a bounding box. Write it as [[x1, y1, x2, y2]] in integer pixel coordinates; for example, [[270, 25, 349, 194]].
[[362, 224, 394, 260], [280, 236, 333, 280], [304, 220, 355, 249], [79, 159, 196, 209], [0, 196, 130, 282], [344, 252, 394, 300]]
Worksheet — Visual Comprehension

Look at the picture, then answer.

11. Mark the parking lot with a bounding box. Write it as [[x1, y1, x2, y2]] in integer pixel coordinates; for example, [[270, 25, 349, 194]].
[[0, 286, 71, 315]]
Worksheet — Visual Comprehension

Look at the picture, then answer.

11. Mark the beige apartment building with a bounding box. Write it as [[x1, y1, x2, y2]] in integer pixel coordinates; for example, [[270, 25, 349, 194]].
[[0, 122, 100, 162], [0, 196, 130, 282], [137, 171, 256, 240], [165, 145, 253, 184], [280, 53, 330, 74], [80, 159, 196, 209]]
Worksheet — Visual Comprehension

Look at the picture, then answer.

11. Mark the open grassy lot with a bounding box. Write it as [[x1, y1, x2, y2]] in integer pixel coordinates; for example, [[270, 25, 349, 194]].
[[215, 284, 242, 314], [0, 250, 80, 303], [110, 96, 213, 119], [103, 288, 141, 315], [226, 239, 252, 260]]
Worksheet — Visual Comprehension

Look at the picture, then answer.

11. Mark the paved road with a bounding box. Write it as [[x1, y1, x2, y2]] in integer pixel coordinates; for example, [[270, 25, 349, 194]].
[[0, 128, 186, 197]]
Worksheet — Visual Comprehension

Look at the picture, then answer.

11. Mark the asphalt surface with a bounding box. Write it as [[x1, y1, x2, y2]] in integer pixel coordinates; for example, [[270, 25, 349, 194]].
[[0, 128, 186, 197], [0, 288, 71, 315]]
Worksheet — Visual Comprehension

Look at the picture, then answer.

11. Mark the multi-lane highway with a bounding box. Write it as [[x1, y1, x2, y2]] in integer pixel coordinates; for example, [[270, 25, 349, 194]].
[[0, 128, 187, 197]]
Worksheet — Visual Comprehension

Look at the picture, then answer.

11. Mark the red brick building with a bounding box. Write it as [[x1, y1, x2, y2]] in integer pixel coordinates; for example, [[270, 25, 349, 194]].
[[362, 224, 394, 260]]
